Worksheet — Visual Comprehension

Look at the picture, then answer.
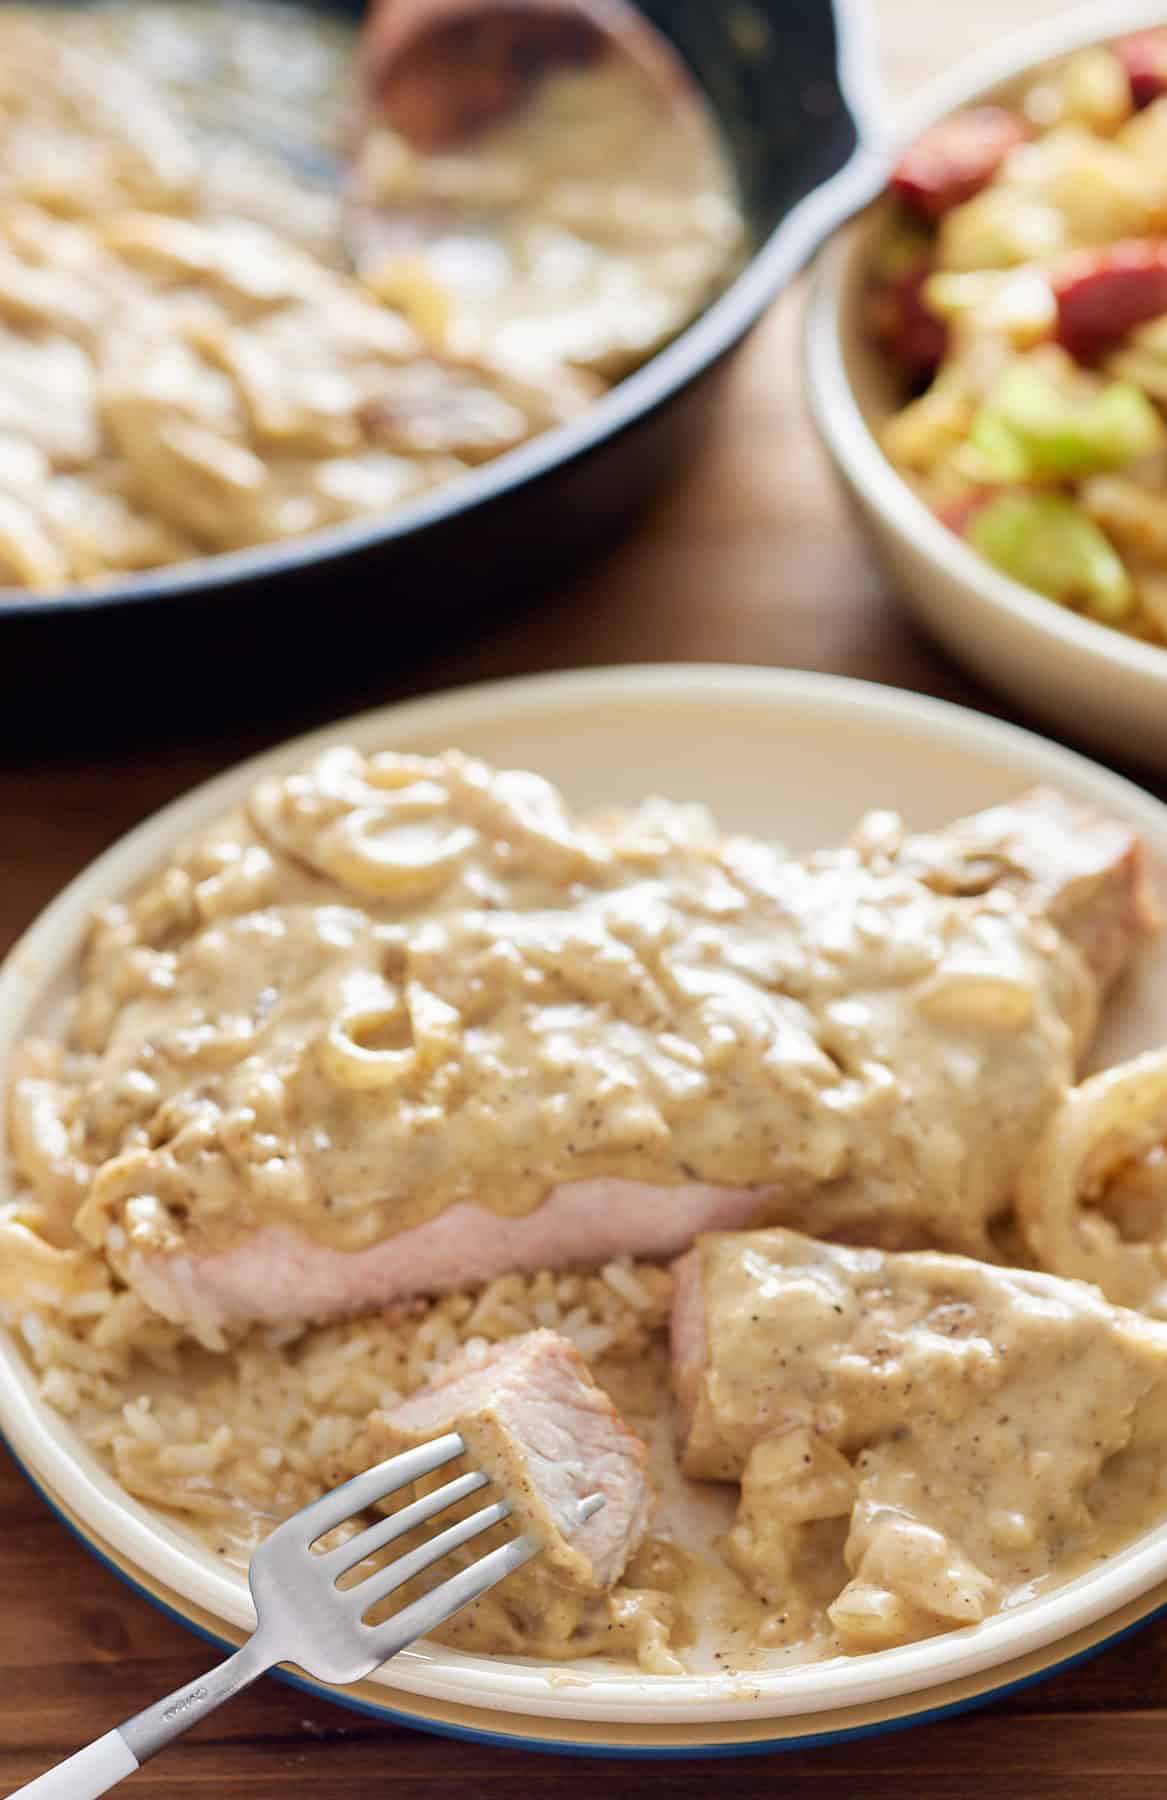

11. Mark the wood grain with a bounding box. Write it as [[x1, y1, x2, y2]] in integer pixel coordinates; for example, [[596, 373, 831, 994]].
[[4, 0, 1167, 1791]]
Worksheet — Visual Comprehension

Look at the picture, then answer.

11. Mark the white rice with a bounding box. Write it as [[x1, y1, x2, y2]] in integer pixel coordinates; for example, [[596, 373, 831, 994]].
[[4, 1247, 673, 1563]]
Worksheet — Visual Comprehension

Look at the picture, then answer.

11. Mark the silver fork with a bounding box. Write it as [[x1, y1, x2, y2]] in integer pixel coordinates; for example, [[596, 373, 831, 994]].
[[13, 1431, 603, 1799]]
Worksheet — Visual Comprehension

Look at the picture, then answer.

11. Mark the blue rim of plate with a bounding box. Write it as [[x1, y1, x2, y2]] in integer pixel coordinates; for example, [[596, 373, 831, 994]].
[[8, 1435, 1167, 1760]]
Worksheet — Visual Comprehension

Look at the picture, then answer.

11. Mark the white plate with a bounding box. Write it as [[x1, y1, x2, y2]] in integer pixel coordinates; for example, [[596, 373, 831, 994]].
[[804, 0, 1167, 770], [5, 663, 1167, 1754]]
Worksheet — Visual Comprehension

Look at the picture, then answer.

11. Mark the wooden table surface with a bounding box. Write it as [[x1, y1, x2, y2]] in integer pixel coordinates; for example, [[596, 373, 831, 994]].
[[6, 0, 1167, 1792]]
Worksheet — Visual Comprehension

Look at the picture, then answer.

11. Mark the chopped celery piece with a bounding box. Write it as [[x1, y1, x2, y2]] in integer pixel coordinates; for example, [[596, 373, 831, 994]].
[[968, 361, 1164, 481], [965, 409, 1031, 482], [967, 491, 1134, 620]]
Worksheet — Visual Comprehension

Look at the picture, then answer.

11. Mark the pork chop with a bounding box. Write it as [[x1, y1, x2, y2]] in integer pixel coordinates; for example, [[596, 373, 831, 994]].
[[889, 785, 1162, 993], [10, 751, 1158, 1344], [671, 1228, 1167, 1650], [336, 1329, 669, 1662]]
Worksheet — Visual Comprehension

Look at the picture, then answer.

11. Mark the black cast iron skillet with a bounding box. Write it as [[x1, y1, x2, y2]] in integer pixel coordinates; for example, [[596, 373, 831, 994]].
[[1, 0, 888, 744]]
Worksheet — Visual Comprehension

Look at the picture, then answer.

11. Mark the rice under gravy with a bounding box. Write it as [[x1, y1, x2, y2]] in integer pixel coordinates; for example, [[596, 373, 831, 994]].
[[9, 1251, 672, 1558]]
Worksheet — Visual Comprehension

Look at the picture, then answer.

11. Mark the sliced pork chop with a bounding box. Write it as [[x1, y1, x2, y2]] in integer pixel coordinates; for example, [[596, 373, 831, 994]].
[[334, 1329, 672, 1662], [126, 1177, 763, 1350], [12, 749, 1158, 1344], [351, 1328, 651, 1589], [672, 1229, 1167, 1651]]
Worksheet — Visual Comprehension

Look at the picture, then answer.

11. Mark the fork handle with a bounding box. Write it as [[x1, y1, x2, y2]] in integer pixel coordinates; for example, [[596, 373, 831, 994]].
[[8, 1639, 275, 1799], [7, 1730, 139, 1799]]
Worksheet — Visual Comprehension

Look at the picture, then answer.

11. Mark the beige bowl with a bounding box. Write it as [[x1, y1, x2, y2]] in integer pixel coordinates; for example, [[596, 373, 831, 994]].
[[804, 0, 1167, 768]]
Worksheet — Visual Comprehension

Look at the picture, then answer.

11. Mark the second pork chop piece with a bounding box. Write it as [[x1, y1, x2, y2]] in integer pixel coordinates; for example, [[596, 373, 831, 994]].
[[887, 785, 1161, 992], [12, 751, 1157, 1342], [335, 1329, 676, 1665], [672, 1229, 1167, 1651]]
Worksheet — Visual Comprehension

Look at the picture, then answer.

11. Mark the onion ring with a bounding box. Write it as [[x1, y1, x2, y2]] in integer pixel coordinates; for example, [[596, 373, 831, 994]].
[[1017, 1048, 1167, 1315]]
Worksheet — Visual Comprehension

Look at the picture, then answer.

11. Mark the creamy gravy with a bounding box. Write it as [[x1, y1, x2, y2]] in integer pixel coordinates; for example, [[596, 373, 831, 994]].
[[677, 1229, 1167, 1652], [11, 746, 1093, 1267]]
